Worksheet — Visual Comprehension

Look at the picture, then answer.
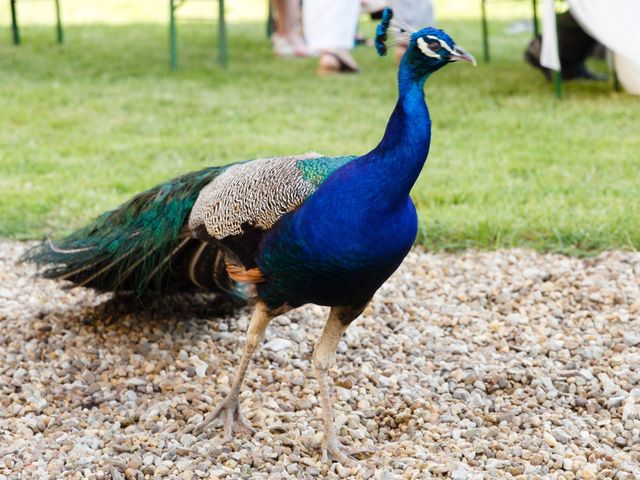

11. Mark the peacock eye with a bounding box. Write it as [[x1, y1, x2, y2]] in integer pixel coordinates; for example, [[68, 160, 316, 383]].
[[427, 42, 440, 52]]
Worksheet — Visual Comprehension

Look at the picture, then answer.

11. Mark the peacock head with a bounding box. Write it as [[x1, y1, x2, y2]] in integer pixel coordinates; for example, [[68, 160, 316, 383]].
[[375, 8, 476, 79]]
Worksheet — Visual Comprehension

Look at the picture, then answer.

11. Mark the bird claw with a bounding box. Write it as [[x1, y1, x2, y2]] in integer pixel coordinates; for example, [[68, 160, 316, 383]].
[[194, 395, 254, 441], [222, 403, 255, 442], [321, 440, 359, 467]]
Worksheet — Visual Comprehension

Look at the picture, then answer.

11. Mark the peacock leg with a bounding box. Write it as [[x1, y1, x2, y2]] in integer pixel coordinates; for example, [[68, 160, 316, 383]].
[[194, 301, 276, 441], [313, 305, 365, 466]]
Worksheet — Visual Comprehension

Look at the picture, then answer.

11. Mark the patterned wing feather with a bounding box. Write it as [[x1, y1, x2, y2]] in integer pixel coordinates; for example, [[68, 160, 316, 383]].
[[188, 153, 355, 241]]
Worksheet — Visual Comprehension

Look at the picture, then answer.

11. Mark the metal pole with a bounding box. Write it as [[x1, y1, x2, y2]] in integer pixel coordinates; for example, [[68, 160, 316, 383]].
[[612, 68, 620, 92], [552, 0, 561, 98], [481, 0, 489, 63], [608, 50, 621, 92], [218, 0, 227, 67], [532, 0, 539, 37], [267, 0, 274, 38], [55, 0, 63, 43], [169, 0, 178, 69], [10, 0, 20, 45]]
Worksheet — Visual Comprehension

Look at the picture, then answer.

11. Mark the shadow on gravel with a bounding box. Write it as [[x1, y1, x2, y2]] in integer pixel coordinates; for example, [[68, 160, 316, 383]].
[[29, 291, 247, 349], [78, 293, 241, 326]]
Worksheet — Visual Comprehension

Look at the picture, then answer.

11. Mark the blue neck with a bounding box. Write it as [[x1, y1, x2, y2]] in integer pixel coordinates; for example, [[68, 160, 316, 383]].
[[356, 59, 432, 205]]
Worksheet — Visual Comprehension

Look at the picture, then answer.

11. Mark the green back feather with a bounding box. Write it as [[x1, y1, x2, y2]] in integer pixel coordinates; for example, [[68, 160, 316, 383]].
[[296, 155, 356, 186]]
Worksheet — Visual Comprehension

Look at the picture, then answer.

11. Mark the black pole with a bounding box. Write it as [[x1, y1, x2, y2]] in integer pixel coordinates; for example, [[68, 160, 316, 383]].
[[55, 0, 63, 43], [169, 0, 178, 69], [481, 0, 489, 62], [218, 0, 227, 67], [10, 0, 20, 45]]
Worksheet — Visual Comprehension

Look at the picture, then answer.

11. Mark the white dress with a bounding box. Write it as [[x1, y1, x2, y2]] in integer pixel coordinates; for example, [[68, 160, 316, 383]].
[[303, 0, 435, 54], [303, 0, 361, 53]]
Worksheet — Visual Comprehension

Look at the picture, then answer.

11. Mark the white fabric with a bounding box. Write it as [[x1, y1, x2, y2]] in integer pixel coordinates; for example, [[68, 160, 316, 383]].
[[539, 0, 640, 93], [567, 0, 640, 94], [566, 0, 640, 62], [391, 0, 435, 31], [303, 0, 360, 53], [615, 54, 640, 95], [540, 0, 560, 71]]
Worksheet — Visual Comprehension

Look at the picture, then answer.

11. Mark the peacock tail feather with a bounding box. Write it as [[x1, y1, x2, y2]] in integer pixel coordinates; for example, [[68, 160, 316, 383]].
[[22, 166, 228, 296]]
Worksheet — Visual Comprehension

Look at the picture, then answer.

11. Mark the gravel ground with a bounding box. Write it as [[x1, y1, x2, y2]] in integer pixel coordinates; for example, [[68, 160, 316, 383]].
[[1, 241, 639, 480]]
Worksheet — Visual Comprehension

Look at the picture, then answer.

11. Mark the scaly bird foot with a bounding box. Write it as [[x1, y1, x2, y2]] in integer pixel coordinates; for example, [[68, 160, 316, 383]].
[[194, 394, 255, 442], [321, 440, 359, 467]]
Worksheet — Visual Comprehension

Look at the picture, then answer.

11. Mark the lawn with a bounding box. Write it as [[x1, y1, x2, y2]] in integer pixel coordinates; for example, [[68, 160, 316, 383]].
[[1, 0, 638, 254]]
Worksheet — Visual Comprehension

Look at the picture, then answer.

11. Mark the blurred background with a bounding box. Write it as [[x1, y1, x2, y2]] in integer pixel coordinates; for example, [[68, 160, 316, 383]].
[[1, 0, 638, 254]]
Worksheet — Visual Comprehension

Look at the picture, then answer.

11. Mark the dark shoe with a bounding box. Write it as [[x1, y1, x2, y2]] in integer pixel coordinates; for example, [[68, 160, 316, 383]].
[[577, 64, 608, 81]]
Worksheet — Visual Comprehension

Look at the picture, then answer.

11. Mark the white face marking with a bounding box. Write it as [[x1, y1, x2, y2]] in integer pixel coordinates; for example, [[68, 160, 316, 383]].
[[417, 37, 440, 59]]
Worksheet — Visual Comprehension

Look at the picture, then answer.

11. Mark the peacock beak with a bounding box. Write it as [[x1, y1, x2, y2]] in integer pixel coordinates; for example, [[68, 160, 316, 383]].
[[450, 45, 477, 66]]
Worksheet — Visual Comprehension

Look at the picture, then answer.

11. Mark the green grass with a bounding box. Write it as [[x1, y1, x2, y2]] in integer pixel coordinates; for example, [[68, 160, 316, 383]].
[[1, 1, 639, 255]]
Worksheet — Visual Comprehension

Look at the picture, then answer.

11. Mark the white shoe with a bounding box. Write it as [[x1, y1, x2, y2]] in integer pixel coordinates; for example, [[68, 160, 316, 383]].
[[272, 35, 309, 58]]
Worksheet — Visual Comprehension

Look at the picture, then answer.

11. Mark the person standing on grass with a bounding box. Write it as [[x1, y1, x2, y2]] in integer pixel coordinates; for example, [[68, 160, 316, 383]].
[[271, 0, 308, 57], [303, 0, 436, 73], [278, 0, 435, 74], [303, 0, 362, 74]]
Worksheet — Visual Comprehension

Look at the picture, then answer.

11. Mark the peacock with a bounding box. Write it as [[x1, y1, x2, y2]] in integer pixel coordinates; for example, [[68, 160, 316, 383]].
[[23, 9, 475, 465]]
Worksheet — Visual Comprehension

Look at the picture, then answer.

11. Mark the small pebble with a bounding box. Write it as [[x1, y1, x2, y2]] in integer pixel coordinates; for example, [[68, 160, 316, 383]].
[[544, 432, 558, 448]]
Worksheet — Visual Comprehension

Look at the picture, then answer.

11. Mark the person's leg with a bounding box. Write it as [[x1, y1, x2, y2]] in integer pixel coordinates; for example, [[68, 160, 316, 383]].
[[304, 0, 361, 73], [271, 0, 307, 57], [557, 10, 601, 80]]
